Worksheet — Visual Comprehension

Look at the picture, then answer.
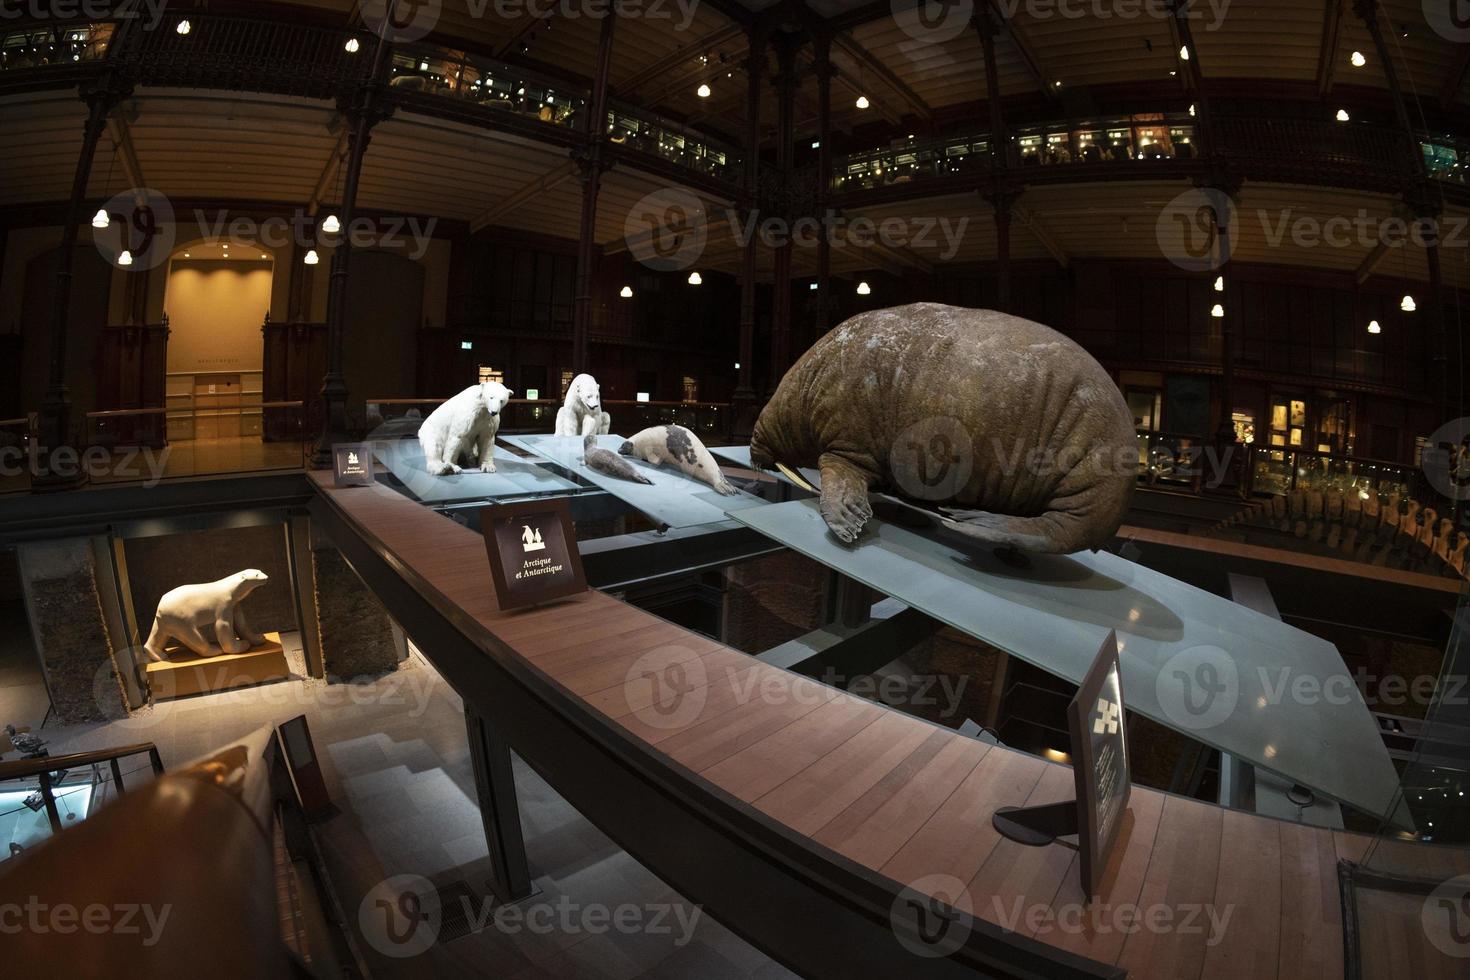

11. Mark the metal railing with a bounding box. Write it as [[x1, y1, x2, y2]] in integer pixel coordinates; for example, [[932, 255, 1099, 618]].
[[0, 741, 163, 837]]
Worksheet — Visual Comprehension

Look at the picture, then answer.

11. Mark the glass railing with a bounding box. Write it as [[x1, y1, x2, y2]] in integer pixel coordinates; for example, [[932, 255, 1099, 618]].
[[367, 398, 731, 442], [607, 106, 741, 182], [80, 403, 310, 485], [0, 740, 163, 860], [0, 22, 111, 70], [1245, 444, 1416, 499], [833, 113, 1197, 192], [388, 42, 586, 132]]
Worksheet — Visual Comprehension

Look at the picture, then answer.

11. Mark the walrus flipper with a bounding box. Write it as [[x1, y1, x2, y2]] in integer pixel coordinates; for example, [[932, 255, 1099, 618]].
[[818, 454, 875, 544], [939, 508, 1072, 554]]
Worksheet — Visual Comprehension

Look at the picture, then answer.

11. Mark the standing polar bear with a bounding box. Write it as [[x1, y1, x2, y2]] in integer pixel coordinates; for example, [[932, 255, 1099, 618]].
[[144, 569, 270, 662], [555, 374, 611, 437], [418, 381, 514, 475]]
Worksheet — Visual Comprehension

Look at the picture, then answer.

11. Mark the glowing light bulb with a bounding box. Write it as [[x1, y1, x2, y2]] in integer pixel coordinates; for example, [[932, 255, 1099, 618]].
[[687, 271, 702, 285], [1400, 294, 1416, 312], [855, 95, 870, 110], [91, 208, 109, 229], [1336, 108, 1350, 122], [1367, 319, 1381, 334], [1350, 51, 1365, 68], [321, 213, 340, 234], [345, 37, 360, 53], [697, 83, 711, 98], [176, 19, 191, 35], [1210, 303, 1224, 318], [1213, 275, 1224, 292], [620, 285, 633, 298], [856, 281, 872, 296], [304, 249, 320, 265], [117, 249, 133, 266], [1178, 45, 1189, 61]]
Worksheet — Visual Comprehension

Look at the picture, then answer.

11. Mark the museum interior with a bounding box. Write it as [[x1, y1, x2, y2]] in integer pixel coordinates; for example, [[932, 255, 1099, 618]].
[[1, 0, 1469, 976]]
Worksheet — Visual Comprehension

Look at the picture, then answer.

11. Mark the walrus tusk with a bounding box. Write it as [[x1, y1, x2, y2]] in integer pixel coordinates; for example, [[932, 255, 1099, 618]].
[[775, 462, 817, 493]]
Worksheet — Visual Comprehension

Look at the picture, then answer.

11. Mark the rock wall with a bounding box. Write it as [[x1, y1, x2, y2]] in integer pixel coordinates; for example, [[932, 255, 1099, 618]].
[[721, 551, 829, 655], [312, 547, 400, 679], [18, 539, 125, 723]]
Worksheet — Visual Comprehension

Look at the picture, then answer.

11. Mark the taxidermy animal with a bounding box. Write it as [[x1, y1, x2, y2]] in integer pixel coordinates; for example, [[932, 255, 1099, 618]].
[[749, 303, 1136, 551], [144, 570, 270, 662], [555, 374, 612, 437], [418, 381, 514, 475], [620, 425, 737, 495], [583, 433, 652, 485]]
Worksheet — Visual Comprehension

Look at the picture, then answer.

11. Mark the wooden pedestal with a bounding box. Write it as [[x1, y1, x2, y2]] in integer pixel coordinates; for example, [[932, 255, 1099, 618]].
[[145, 631, 290, 700]]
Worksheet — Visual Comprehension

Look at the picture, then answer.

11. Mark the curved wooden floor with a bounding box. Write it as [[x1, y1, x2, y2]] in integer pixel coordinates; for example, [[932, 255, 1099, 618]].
[[309, 472, 1466, 978]]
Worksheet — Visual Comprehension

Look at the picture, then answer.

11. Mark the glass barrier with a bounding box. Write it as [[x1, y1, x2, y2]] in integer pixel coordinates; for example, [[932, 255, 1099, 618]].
[[388, 43, 586, 132], [606, 109, 741, 182], [1246, 445, 1415, 499], [0, 22, 112, 70], [81, 403, 309, 484]]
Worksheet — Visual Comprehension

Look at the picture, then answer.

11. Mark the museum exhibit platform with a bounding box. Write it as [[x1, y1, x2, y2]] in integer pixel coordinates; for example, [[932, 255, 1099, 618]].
[[144, 631, 290, 700], [305, 468, 1470, 979], [727, 496, 1403, 822], [501, 434, 768, 530], [373, 439, 582, 504]]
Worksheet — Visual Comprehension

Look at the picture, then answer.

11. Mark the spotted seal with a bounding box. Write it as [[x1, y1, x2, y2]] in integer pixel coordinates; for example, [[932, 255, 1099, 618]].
[[749, 303, 1136, 552], [619, 425, 737, 495], [583, 433, 652, 485]]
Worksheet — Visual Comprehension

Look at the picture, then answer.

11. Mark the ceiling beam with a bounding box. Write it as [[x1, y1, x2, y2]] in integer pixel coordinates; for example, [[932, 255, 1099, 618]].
[[1316, 0, 1344, 95], [105, 108, 146, 207], [1442, 45, 1470, 107], [831, 33, 932, 123], [471, 158, 580, 232], [620, 24, 746, 99], [1014, 204, 1068, 268], [307, 123, 349, 216], [495, 12, 548, 60], [1354, 239, 1392, 284], [985, 0, 1055, 98]]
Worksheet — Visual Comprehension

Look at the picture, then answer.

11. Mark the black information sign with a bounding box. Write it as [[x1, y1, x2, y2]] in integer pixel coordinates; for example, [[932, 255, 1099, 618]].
[[480, 498, 587, 611], [991, 631, 1131, 898], [1068, 631, 1131, 896], [332, 443, 374, 487]]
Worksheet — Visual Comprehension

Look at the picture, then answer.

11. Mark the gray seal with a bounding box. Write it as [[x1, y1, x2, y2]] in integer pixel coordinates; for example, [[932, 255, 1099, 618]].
[[583, 433, 652, 485], [619, 425, 737, 495], [749, 303, 1136, 552]]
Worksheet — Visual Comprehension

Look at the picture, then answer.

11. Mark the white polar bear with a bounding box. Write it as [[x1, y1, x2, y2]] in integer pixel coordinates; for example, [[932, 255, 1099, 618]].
[[418, 381, 514, 475], [555, 373, 612, 438], [144, 569, 270, 662]]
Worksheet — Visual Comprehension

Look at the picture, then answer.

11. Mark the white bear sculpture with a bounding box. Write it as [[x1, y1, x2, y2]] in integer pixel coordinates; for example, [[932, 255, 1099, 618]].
[[418, 381, 514, 475], [144, 569, 270, 662], [554, 373, 611, 438]]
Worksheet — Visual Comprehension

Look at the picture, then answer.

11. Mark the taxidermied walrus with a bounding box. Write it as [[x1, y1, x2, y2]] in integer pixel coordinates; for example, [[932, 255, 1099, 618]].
[[619, 425, 737, 495], [749, 303, 1136, 552]]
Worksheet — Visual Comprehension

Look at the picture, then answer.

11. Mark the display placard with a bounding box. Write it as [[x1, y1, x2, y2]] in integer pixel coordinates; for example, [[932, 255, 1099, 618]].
[[332, 443, 374, 487], [1068, 630, 1131, 896], [480, 497, 587, 611]]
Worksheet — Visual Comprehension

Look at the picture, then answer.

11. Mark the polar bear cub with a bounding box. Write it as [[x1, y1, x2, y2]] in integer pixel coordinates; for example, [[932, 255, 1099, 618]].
[[555, 373, 612, 438], [418, 381, 514, 475], [144, 569, 270, 662]]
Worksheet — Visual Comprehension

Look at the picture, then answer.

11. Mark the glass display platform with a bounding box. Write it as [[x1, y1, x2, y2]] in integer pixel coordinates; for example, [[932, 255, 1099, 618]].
[[729, 496, 1405, 824], [707, 445, 822, 490], [500, 434, 768, 530], [375, 440, 581, 503]]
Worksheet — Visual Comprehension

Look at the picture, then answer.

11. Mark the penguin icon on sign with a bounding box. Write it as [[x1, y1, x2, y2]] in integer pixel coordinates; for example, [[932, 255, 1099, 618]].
[[521, 526, 546, 553]]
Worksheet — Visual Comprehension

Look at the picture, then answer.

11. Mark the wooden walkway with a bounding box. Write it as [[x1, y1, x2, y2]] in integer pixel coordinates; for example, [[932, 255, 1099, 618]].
[[310, 472, 1467, 978]]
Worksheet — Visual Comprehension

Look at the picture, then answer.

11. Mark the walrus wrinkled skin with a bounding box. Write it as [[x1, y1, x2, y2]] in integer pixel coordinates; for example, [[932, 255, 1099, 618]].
[[749, 303, 1136, 552]]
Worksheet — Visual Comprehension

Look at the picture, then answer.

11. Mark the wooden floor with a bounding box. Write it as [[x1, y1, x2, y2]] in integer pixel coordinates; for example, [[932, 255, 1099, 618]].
[[310, 472, 1470, 978]]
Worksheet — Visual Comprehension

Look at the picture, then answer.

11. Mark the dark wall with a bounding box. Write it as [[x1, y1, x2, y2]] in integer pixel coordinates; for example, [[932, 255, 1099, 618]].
[[344, 249, 424, 411], [20, 245, 111, 423], [123, 524, 297, 638]]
